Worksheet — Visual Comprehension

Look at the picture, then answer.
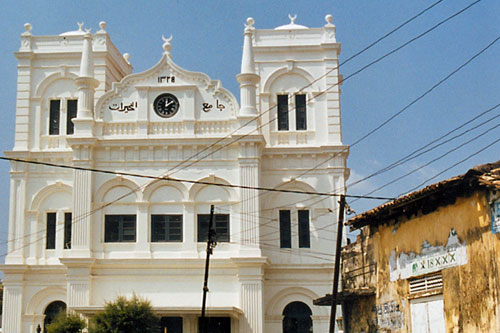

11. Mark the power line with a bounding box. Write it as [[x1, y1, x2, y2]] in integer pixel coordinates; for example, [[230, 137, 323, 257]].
[[359, 119, 500, 199], [0, 157, 394, 200], [399, 135, 500, 196], [171, 0, 481, 178], [0, 0, 474, 257], [348, 102, 500, 189], [296, 25, 497, 181], [164, 0, 447, 177], [170, 1, 477, 218]]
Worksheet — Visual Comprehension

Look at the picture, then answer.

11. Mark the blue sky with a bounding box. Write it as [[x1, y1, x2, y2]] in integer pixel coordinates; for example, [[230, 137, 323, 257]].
[[0, 0, 498, 257]]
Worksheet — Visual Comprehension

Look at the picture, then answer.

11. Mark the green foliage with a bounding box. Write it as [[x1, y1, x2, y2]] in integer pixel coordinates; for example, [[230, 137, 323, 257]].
[[45, 312, 86, 333], [89, 294, 159, 333]]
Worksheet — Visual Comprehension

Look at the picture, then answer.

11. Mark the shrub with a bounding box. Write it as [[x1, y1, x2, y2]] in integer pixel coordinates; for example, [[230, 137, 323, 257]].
[[89, 294, 159, 333], [46, 312, 86, 333]]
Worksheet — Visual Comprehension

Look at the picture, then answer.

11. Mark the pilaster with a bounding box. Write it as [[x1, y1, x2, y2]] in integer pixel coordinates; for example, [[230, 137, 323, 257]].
[[7, 165, 27, 263], [2, 266, 27, 333], [60, 258, 95, 308], [68, 144, 95, 257], [237, 141, 262, 253], [233, 258, 267, 333]]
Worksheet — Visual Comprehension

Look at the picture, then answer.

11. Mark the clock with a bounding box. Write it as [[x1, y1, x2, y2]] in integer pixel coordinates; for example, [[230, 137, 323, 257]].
[[153, 93, 180, 118]]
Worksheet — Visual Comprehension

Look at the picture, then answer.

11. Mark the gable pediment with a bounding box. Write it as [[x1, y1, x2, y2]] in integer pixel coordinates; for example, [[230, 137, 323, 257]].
[[95, 54, 238, 126]]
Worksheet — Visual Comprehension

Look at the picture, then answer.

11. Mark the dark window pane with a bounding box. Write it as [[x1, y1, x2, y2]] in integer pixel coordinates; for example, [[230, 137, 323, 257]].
[[46, 212, 56, 249], [279, 210, 291, 248], [44, 301, 67, 331], [198, 317, 230, 333], [64, 212, 72, 249], [105, 215, 136, 242], [198, 214, 229, 242], [295, 94, 307, 130], [298, 210, 310, 248], [159, 317, 183, 333], [277, 94, 289, 131], [49, 100, 60, 135], [283, 301, 313, 333], [66, 99, 77, 135], [151, 215, 183, 242]]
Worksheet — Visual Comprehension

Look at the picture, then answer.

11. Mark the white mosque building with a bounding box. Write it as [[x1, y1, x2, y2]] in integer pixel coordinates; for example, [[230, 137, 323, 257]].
[[2, 15, 348, 333]]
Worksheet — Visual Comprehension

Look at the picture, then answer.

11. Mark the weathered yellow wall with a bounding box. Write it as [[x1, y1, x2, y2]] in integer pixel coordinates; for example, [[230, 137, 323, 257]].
[[371, 191, 500, 332]]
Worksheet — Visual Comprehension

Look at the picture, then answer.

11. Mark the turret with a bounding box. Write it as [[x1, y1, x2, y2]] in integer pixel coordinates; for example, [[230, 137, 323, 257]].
[[237, 18, 260, 118], [73, 28, 99, 135]]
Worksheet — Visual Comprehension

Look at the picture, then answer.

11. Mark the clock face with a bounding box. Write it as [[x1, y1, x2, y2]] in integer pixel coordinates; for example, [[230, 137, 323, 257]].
[[153, 93, 180, 118]]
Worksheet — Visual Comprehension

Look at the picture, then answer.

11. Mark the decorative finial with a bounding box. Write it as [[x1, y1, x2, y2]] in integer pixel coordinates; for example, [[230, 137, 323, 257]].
[[99, 21, 107, 32], [162, 34, 173, 53], [123, 53, 130, 64], [288, 14, 297, 24], [85, 28, 92, 34], [24, 23, 32, 33], [245, 17, 255, 28], [77, 22, 84, 31], [325, 14, 334, 27]]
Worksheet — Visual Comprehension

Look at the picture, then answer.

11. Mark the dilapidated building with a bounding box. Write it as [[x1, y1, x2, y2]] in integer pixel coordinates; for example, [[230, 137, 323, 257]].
[[316, 161, 500, 332]]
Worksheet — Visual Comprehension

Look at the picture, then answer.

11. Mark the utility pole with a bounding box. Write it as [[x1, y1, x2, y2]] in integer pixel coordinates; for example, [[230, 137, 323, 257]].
[[329, 195, 346, 333], [200, 205, 216, 333]]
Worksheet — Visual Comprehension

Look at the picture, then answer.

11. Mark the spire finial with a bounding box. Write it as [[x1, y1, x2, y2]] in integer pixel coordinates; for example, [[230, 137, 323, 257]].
[[288, 14, 297, 24], [325, 14, 334, 27], [77, 22, 84, 31], [123, 53, 130, 65], [99, 21, 107, 32], [245, 17, 255, 29], [162, 34, 173, 54], [24, 23, 32, 34]]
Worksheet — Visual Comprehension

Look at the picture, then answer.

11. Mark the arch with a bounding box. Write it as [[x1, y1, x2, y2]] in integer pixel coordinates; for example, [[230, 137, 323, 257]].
[[266, 287, 327, 317], [262, 179, 328, 210], [263, 66, 318, 93], [25, 286, 67, 315], [35, 71, 79, 98], [95, 177, 142, 203], [143, 180, 188, 202], [188, 176, 238, 202], [30, 182, 72, 211]]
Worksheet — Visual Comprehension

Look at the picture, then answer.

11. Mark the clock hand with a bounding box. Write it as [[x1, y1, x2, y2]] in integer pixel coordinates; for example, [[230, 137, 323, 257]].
[[164, 100, 175, 108]]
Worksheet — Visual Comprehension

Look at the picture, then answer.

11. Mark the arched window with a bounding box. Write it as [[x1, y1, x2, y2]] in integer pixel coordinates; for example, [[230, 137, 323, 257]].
[[44, 301, 66, 330], [283, 301, 313, 333]]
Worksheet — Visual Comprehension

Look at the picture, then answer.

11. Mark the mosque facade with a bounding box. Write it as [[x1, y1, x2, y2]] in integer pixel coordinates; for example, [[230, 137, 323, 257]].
[[2, 15, 348, 332]]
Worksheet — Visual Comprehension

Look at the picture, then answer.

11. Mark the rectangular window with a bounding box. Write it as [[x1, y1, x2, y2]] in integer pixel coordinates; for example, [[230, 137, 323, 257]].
[[46, 212, 56, 249], [104, 215, 137, 242], [410, 295, 445, 332], [151, 214, 183, 242], [66, 99, 78, 135], [49, 100, 60, 135], [197, 214, 229, 242], [295, 94, 307, 130], [279, 210, 291, 248], [277, 94, 289, 131], [298, 210, 310, 248], [64, 212, 72, 249]]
